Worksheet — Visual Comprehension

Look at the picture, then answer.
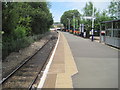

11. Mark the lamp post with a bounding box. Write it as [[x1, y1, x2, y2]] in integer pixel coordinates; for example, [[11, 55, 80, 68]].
[[71, 13, 75, 34], [82, 2, 95, 41], [91, 3, 94, 41], [73, 15, 75, 34], [67, 18, 70, 31]]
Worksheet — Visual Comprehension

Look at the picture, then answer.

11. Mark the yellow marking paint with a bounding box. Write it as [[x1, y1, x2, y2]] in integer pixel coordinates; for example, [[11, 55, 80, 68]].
[[55, 32, 78, 88]]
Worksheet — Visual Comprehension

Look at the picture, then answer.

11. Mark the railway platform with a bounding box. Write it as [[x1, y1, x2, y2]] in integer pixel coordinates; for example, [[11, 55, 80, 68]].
[[38, 32, 78, 88], [37, 31, 118, 89]]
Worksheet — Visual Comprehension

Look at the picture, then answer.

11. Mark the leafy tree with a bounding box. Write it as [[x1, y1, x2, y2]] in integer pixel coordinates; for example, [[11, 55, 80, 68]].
[[2, 2, 53, 59], [2, 2, 53, 36], [83, 2, 97, 16], [28, 2, 53, 34], [60, 9, 81, 29], [108, 0, 118, 19], [82, 2, 97, 31], [82, 2, 112, 35], [94, 10, 112, 35], [2, 2, 32, 37], [60, 1, 113, 37], [2, 2, 19, 35]]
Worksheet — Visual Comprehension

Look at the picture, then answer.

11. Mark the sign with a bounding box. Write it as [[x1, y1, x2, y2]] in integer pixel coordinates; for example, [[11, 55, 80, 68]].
[[83, 16, 96, 20], [80, 24, 84, 32]]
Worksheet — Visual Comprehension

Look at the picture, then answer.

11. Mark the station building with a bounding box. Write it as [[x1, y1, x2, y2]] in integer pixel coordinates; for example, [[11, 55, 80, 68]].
[[100, 19, 120, 48]]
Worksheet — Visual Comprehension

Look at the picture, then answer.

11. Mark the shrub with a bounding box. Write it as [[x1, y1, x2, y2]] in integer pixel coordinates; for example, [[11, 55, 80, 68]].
[[2, 34, 43, 60], [13, 26, 27, 39]]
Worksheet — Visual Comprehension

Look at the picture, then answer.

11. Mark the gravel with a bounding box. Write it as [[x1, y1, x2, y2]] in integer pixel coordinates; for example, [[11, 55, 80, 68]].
[[2, 31, 58, 79]]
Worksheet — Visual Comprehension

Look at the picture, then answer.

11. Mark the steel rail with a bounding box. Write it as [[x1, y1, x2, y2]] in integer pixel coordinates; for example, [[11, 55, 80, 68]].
[[28, 39, 57, 90], [1, 39, 51, 85]]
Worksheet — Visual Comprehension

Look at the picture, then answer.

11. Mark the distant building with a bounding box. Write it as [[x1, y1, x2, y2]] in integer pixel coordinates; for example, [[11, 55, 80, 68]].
[[53, 23, 64, 29]]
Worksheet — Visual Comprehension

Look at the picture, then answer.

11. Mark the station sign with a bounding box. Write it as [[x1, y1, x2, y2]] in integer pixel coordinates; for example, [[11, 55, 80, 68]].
[[82, 16, 96, 20]]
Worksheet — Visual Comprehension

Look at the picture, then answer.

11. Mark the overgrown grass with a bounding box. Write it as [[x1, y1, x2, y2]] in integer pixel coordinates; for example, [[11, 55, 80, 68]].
[[2, 33, 47, 60]]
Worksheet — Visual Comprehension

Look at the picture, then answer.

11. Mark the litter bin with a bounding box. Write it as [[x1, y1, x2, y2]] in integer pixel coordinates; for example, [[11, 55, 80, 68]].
[[100, 31, 105, 42]]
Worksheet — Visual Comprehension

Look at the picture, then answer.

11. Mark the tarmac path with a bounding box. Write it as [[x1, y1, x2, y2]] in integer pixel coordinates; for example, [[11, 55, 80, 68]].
[[63, 32, 118, 88]]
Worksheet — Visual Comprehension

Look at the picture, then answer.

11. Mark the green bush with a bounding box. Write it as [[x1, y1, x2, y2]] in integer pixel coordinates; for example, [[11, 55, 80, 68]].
[[2, 34, 43, 60], [13, 26, 27, 39], [2, 2, 53, 60]]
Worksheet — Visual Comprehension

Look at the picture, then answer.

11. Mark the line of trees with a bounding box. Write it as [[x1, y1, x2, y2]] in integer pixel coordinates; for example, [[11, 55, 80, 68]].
[[61, 10, 81, 30], [2, 2, 53, 60], [60, 0, 119, 36]]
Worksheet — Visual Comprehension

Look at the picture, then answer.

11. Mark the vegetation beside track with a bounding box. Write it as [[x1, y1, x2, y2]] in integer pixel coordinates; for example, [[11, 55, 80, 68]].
[[2, 2, 53, 60]]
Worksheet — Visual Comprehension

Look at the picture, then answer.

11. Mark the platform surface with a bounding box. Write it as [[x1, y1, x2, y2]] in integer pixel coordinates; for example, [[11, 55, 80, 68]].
[[42, 31, 118, 88], [43, 32, 78, 88]]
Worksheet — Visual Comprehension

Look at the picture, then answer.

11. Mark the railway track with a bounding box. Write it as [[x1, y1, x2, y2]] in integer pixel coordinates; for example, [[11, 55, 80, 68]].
[[2, 33, 58, 89]]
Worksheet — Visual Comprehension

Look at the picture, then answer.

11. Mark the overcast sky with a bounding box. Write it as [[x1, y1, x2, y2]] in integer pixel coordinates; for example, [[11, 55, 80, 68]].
[[49, 1, 112, 22]]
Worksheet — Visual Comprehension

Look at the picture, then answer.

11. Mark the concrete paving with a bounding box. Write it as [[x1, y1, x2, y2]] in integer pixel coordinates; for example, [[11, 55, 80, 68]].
[[43, 32, 78, 88], [63, 32, 118, 88]]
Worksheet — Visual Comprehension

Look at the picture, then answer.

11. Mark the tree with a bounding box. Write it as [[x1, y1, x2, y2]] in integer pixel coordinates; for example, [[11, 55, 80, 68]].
[[2, 2, 53, 59], [2, 2, 53, 36], [82, 2, 97, 31], [108, 0, 118, 19], [94, 10, 112, 35], [28, 2, 53, 34], [81, 2, 112, 36], [2, 2, 32, 37], [60, 9, 81, 29]]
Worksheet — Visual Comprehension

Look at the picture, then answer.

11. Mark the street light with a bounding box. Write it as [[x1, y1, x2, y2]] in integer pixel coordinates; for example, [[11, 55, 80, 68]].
[[71, 13, 76, 34], [67, 18, 70, 31], [91, 2, 95, 41], [73, 15, 75, 34]]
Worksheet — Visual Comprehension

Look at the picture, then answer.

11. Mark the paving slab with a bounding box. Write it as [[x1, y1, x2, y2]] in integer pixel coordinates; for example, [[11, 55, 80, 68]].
[[43, 32, 78, 88], [43, 74, 57, 88]]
